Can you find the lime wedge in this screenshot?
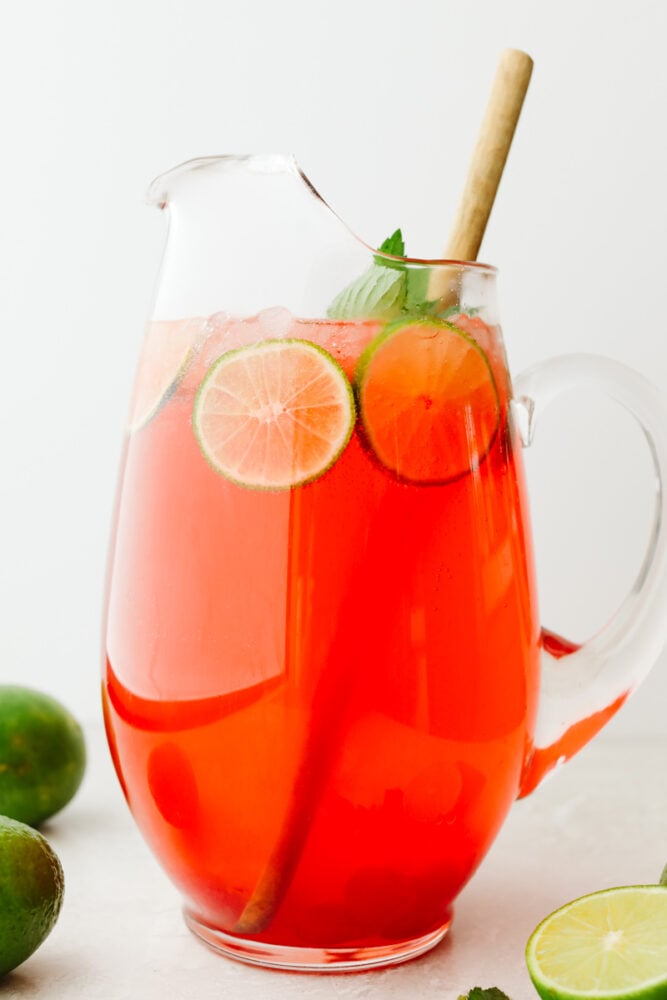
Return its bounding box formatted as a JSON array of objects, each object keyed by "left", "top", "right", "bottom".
[
  {"left": 526, "top": 885, "right": 667, "bottom": 1000},
  {"left": 128, "top": 318, "right": 202, "bottom": 430},
  {"left": 192, "top": 339, "right": 355, "bottom": 490},
  {"left": 355, "top": 318, "right": 500, "bottom": 484}
]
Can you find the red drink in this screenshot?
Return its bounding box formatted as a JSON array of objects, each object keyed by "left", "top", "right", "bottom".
[{"left": 103, "top": 312, "right": 541, "bottom": 964}]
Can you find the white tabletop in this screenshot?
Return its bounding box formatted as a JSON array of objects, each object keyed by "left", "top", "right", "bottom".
[{"left": 3, "top": 724, "right": 666, "bottom": 1000}]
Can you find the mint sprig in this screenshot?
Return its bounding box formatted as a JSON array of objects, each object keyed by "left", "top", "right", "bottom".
[
  {"left": 458, "top": 988, "right": 512, "bottom": 1000},
  {"left": 327, "top": 229, "right": 408, "bottom": 321},
  {"left": 375, "top": 228, "right": 405, "bottom": 261},
  {"left": 327, "top": 228, "right": 476, "bottom": 322},
  {"left": 326, "top": 265, "right": 407, "bottom": 321}
]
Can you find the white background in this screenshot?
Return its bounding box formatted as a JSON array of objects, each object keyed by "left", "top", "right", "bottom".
[{"left": 1, "top": 0, "right": 666, "bottom": 740}]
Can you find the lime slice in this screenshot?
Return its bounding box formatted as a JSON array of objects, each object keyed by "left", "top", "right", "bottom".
[
  {"left": 128, "top": 318, "right": 202, "bottom": 430},
  {"left": 526, "top": 885, "right": 667, "bottom": 1000},
  {"left": 193, "top": 338, "right": 355, "bottom": 490},
  {"left": 355, "top": 317, "right": 500, "bottom": 484}
]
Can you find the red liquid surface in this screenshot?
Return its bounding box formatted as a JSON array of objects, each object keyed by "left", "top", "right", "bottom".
[{"left": 103, "top": 314, "right": 541, "bottom": 950}]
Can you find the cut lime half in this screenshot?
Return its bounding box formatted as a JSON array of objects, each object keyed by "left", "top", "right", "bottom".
[
  {"left": 355, "top": 318, "right": 500, "bottom": 484},
  {"left": 526, "top": 885, "right": 667, "bottom": 1000},
  {"left": 192, "top": 338, "right": 355, "bottom": 490}
]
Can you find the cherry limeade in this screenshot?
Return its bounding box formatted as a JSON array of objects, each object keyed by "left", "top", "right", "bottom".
[{"left": 103, "top": 311, "right": 540, "bottom": 951}]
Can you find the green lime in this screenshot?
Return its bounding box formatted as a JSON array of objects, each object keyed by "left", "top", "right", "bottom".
[
  {"left": 0, "top": 815, "right": 64, "bottom": 978},
  {"left": 128, "top": 317, "right": 200, "bottom": 430},
  {"left": 526, "top": 885, "right": 667, "bottom": 1000},
  {"left": 355, "top": 318, "right": 500, "bottom": 484},
  {"left": 0, "top": 686, "right": 86, "bottom": 827},
  {"left": 193, "top": 339, "right": 356, "bottom": 490}
]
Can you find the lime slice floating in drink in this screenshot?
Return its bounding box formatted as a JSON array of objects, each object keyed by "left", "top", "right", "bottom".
[
  {"left": 128, "top": 318, "right": 202, "bottom": 430},
  {"left": 526, "top": 885, "right": 667, "bottom": 1000},
  {"left": 193, "top": 339, "right": 355, "bottom": 490},
  {"left": 355, "top": 317, "right": 500, "bottom": 484}
]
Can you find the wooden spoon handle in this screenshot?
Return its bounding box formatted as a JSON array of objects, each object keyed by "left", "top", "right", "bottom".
[{"left": 445, "top": 48, "right": 533, "bottom": 262}]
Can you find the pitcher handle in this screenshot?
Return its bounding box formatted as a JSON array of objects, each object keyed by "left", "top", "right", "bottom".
[{"left": 514, "top": 354, "right": 667, "bottom": 796}]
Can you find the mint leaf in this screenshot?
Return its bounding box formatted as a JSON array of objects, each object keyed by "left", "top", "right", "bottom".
[
  {"left": 327, "top": 229, "right": 407, "bottom": 320},
  {"left": 458, "top": 989, "right": 512, "bottom": 1000},
  {"left": 439, "top": 303, "right": 480, "bottom": 319},
  {"left": 374, "top": 228, "right": 405, "bottom": 267},
  {"left": 404, "top": 267, "right": 431, "bottom": 313},
  {"left": 660, "top": 863, "right": 667, "bottom": 886},
  {"left": 327, "top": 227, "right": 478, "bottom": 322},
  {"left": 327, "top": 265, "right": 406, "bottom": 320}
]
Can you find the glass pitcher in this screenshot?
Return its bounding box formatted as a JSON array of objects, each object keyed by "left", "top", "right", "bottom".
[{"left": 102, "top": 154, "right": 667, "bottom": 971}]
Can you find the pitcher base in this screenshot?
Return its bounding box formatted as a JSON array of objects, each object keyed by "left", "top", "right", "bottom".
[{"left": 182, "top": 909, "right": 452, "bottom": 971}]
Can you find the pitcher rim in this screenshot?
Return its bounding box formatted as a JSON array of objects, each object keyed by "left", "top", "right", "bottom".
[{"left": 145, "top": 153, "right": 498, "bottom": 274}]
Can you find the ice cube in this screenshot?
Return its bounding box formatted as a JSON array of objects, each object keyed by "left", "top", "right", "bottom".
[{"left": 257, "top": 306, "right": 293, "bottom": 339}]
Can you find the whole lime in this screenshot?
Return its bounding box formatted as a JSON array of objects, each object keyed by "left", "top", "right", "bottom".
[
  {"left": 526, "top": 884, "right": 667, "bottom": 1000},
  {"left": 0, "top": 686, "right": 86, "bottom": 827},
  {"left": 0, "top": 815, "right": 64, "bottom": 977}
]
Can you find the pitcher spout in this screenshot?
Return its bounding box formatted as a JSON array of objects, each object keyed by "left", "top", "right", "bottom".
[
  {"left": 146, "top": 153, "right": 379, "bottom": 320},
  {"left": 146, "top": 153, "right": 307, "bottom": 209},
  {"left": 145, "top": 152, "right": 498, "bottom": 326}
]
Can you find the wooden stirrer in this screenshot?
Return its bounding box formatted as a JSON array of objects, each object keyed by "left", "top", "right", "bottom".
[{"left": 430, "top": 47, "right": 533, "bottom": 303}]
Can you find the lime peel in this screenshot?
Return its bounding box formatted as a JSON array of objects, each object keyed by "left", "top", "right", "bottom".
[
  {"left": 129, "top": 317, "right": 202, "bottom": 431},
  {"left": 0, "top": 685, "right": 86, "bottom": 828},
  {"left": 0, "top": 815, "right": 64, "bottom": 978}
]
